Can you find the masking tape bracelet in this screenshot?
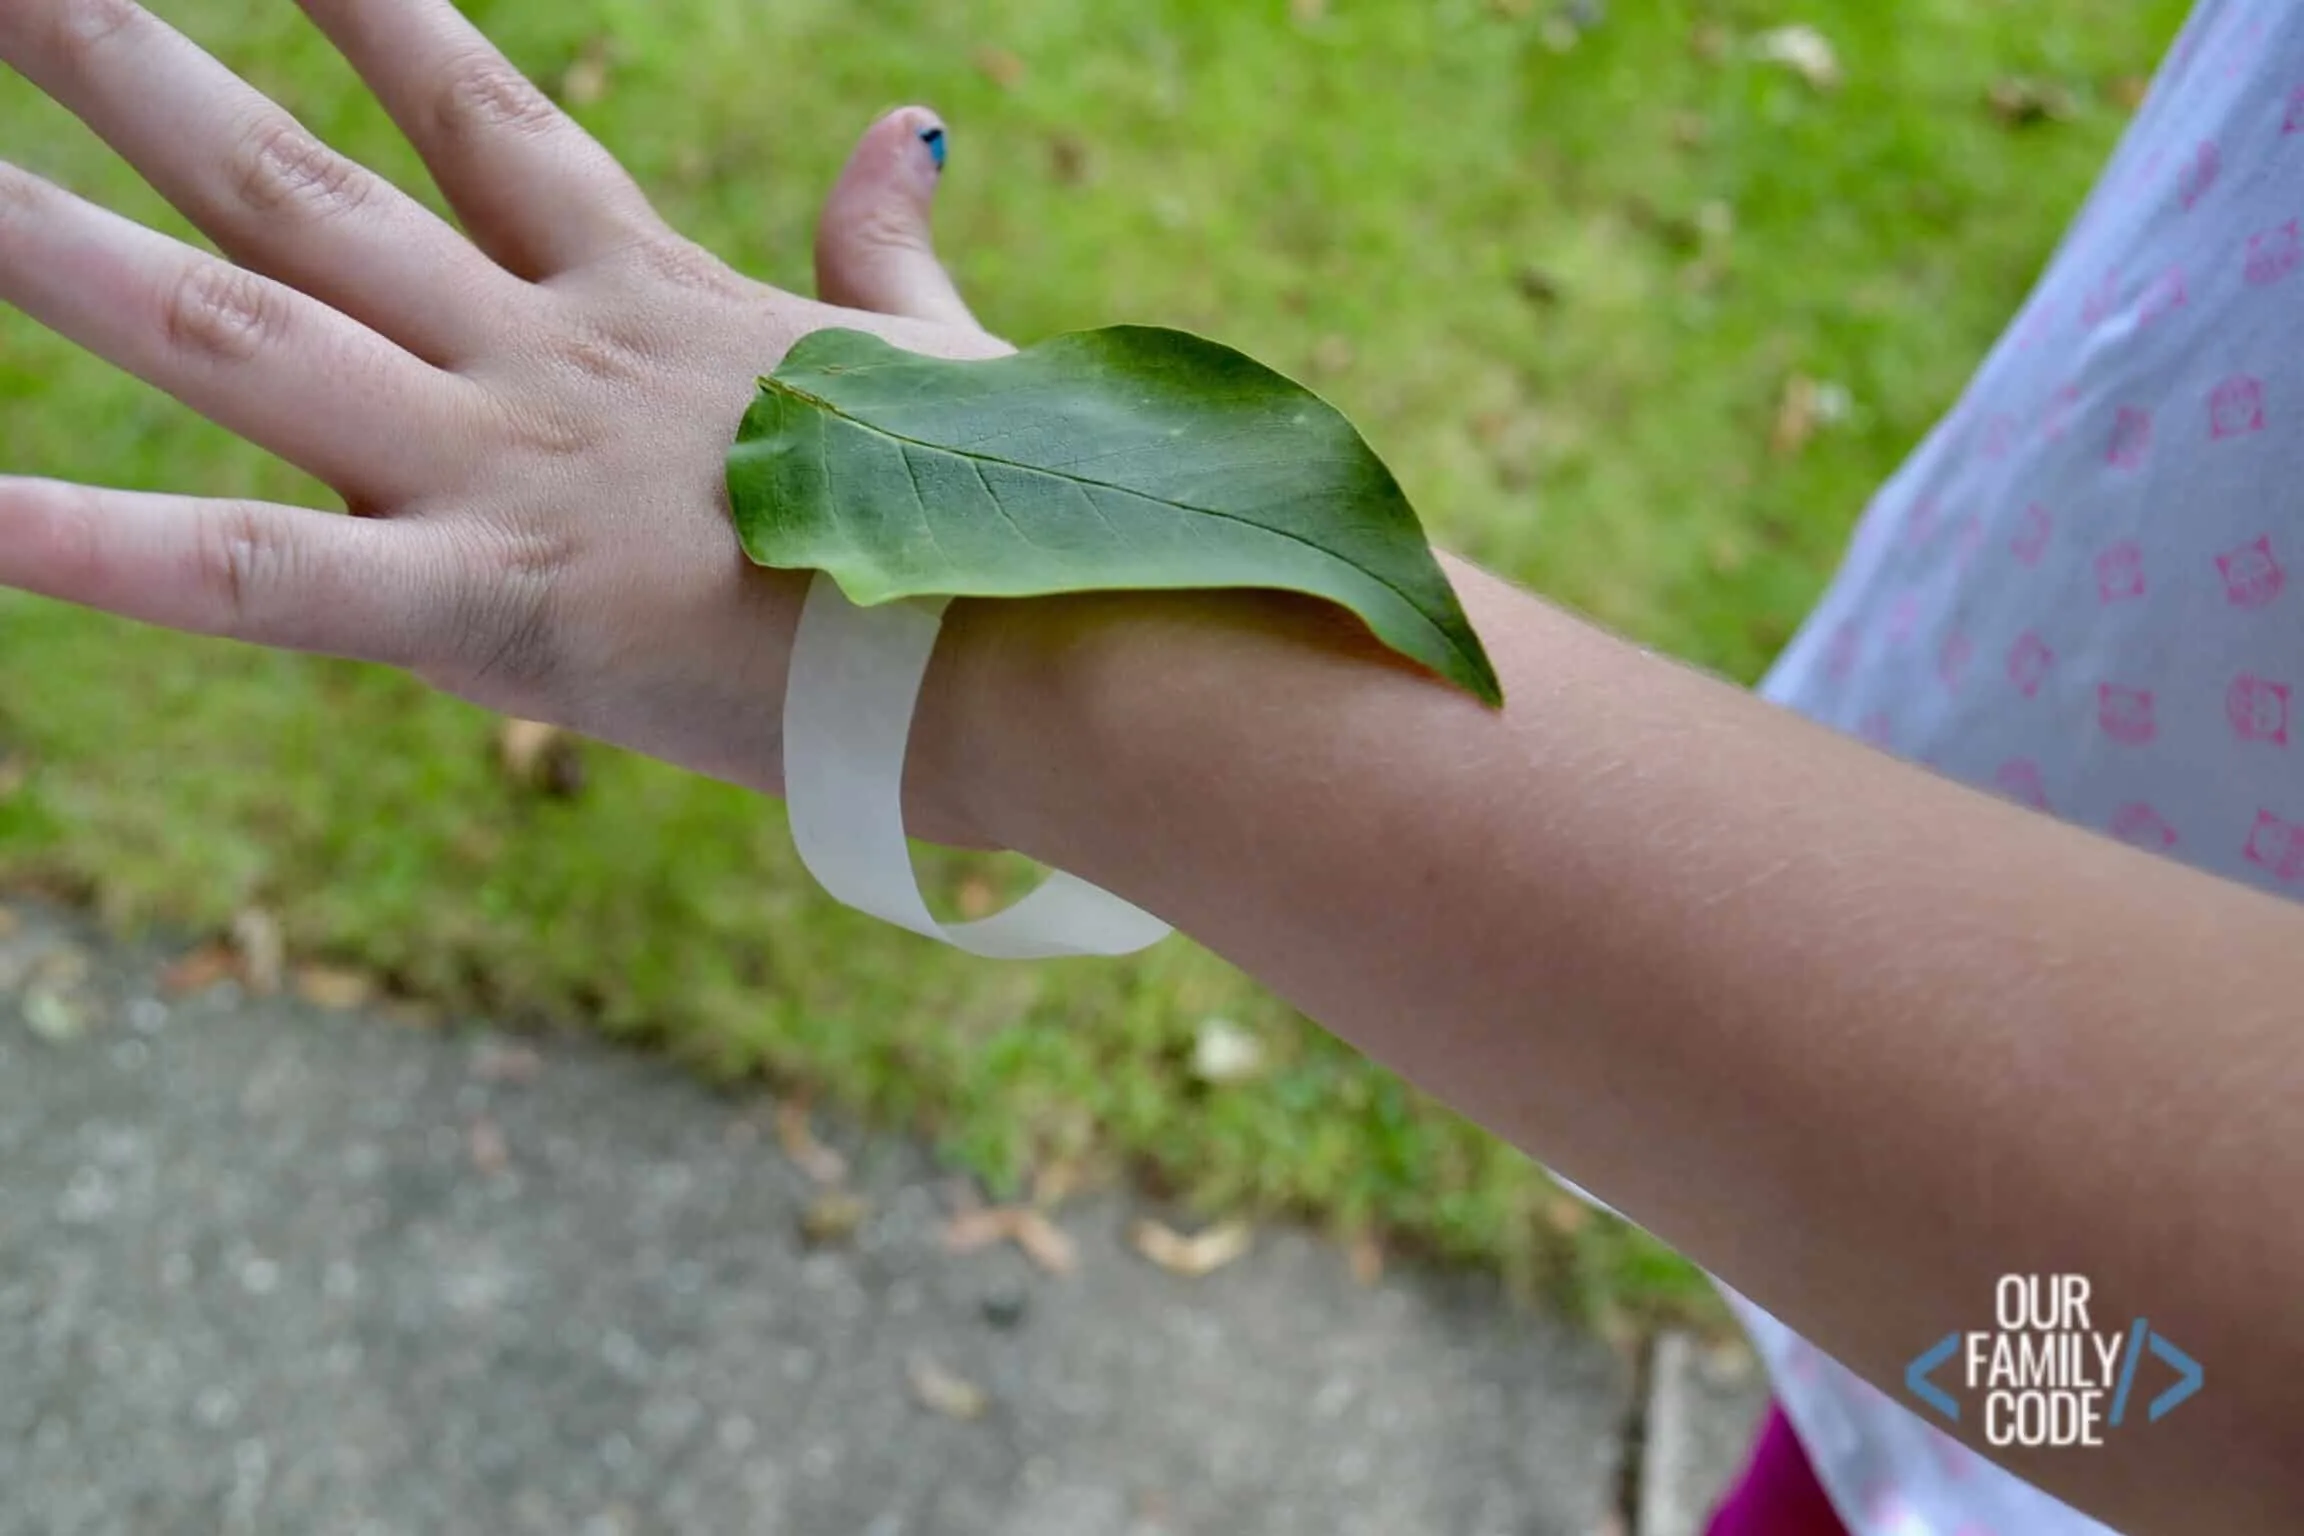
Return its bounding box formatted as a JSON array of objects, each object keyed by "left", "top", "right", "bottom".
[{"left": 781, "top": 570, "right": 1173, "bottom": 959}]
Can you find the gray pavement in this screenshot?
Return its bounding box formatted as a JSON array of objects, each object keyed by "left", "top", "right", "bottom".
[
  {"left": 1635, "top": 1333, "right": 1767, "bottom": 1536},
  {"left": 0, "top": 900, "right": 1761, "bottom": 1535}
]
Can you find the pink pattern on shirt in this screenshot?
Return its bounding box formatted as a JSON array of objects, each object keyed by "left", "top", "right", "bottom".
[
  {"left": 1826, "top": 621, "right": 1861, "bottom": 683},
  {"left": 2210, "top": 374, "right": 2266, "bottom": 438},
  {"left": 2178, "top": 141, "right": 2221, "bottom": 208},
  {"left": 2080, "top": 268, "right": 2122, "bottom": 327},
  {"left": 2244, "top": 809, "right": 2304, "bottom": 881},
  {"left": 2107, "top": 406, "right": 2153, "bottom": 469},
  {"left": 1938, "top": 631, "right": 1974, "bottom": 691},
  {"left": 2285, "top": 81, "right": 2304, "bottom": 132},
  {"left": 2228, "top": 673, "right": 2292, "bottom": 743},
  {"left": 2041, "top": 383, "right": 2079, "bottom": 440},
  {"left": 2097, "top": 540, "right": 2148, "bottom": 602},
  {"left": 1887, "top": 592, "right": 1922, "bottom": 647},
  {"left": 2217, "top": 536, "right": 2285, "bottom": 607},
  {"left": 1995, "top": 758, "right": 2051, "bottom": 810},
  {"left": 2007, "top": 631, "right": 2054, "bottom": 697},
  {"left": 2098, "top": 683, "right": 2157, "bottom": 744},
  {"left": 1902, "top": 495, "right": 1941, "bottom": 550},
  {"left": 2139, "top": 265, "right": 2189, "bottom": 324},
  {"left": 2111, "top": 802, "right": 2179, "bottom": 851},
  {"left": 2010, "top": 503, "right": 2053, "bottom": 565},
  {"left": 2245, "top": 218, "right": 2301, "bottom": 282}
]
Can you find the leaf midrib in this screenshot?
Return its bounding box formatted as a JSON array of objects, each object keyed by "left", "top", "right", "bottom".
[{"left": 764, "top": 377, "right": 1461, "bottom": 663}]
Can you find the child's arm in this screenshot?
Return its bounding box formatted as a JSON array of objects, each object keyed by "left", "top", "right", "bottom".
[
  {"left": 910, "top": 568, "right": 2304, "bottom": 1535},
  {"left": 1, "top": 5, "right": 2296, "bottom": 1530}
]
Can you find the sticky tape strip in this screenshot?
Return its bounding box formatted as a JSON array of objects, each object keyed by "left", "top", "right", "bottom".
[{"left": 781, "top": 570, "right": 1173, "bottom": 959}]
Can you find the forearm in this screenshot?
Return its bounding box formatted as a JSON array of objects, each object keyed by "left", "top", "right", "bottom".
[{"left": 917, "top": 556, "right": 2304, "bottom": 1532}]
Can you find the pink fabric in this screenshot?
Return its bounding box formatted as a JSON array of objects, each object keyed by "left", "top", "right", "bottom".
[{"left": 1706, "top": 1404, "right": 1851, "bottom": 1536}]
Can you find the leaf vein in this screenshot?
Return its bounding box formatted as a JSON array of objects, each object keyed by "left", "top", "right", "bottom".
[
  {"left": 896, "top": 441, "right": 957, "bottom": 574},
  {"left": 787, "top": 390, "right": 1463, "bottom": 671},
  {"left": 965, "top": 456, "right": 1049, "bottom": 553}
]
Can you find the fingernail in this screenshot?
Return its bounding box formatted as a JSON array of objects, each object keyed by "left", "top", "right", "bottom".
[{"left": 918, "top": 124, "right": 947, "bottom": 172}]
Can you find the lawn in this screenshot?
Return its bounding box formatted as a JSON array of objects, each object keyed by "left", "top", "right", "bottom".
[{"left": 0, "top": 0, "right": 2187, "bottom": 1317}]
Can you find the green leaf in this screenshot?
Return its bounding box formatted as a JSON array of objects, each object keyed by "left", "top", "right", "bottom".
[{"left": 725, "top": 325, "right": 1501, "bottom": 705}]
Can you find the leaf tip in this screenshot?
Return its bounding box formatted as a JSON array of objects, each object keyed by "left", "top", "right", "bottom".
[{"left": 1459, "top": 653, "right": 1506, "bottom": 708}]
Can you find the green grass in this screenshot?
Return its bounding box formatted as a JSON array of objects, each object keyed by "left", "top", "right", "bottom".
[{"left": 0, "top": 0, "right": 2186, "bottom": 1317}]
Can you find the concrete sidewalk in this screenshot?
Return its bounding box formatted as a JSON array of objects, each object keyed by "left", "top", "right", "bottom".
[{"left": 0, "top": 900, "right": 1763, "bottom": 1535}]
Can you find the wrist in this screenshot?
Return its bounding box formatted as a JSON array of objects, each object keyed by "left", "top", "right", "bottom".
[
  {"left": 903, "top": 581, "right": 1419, "bottom": 868},
  {"left": 895, "top": 595, "right": 999, "bottom": 850},
  {"left": 912, "top": 589, "right": 1106, "bottom": 863}
]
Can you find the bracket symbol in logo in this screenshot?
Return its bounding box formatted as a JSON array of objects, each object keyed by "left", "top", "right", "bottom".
[
  {"left": 1906, "top": 1331, "right": 1963, "bottom": 1422},
  {"left": 2108, "top": 1317, "right": 2204, "bottom": 1425}
]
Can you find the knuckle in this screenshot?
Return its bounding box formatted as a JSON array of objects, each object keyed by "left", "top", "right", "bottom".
[
  {"left": 193, "top": 501, "right": 287, "bottom": 636},
  {"left": 510, "top": 406, "right": 593, "bottom": 459},
  {"left": 38, "top": 482, "right": 109, "bottom": 587},
  {"left": 163, "top": 261, "right": 281, "bottom": 365},
  {"left": 232, "top": 116, "right": 372, "bottom": 220},
  {"left": 549, "top": 325, "right": 644, "bottom": 385},
  {"left": 47, "top": 0, "right": 138, "bottom": 62},
  {"left": 487, "top": 387, "right": 595, "bottom": 458},
  {"left": 627, "top": 235, "right": 745, "bottom": 300},
  {"left": 0, "top": 162, "right": 55, "bottom": 232},
  {"left": 431, "top": 52, "right": 562, "bottom": 145}
]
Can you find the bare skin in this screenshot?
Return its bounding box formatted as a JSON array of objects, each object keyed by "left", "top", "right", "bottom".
[
  {"left": 918, "top": 574, "right": 2304, "bottom": 1533},
  {"left": 0, "top": 4, "right": 2296, "bottom": 1530}
]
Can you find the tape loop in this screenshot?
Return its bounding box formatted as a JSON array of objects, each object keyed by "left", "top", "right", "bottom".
[{"left": 782, "top": 570, "right": 1172, "bottom": 959}]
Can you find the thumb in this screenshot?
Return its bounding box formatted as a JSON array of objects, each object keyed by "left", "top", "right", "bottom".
[{"left": 814, "top": 106, "right": 979, "bottom": 329}]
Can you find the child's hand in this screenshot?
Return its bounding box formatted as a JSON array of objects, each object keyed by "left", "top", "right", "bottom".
[{"left": 0, "top": 0, "right": 999, "bottom": 799}]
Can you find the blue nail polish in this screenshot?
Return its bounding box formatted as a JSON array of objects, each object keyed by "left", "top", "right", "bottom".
[{"left": 918, "top": 125, "right": 947, "bottom": 170}]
